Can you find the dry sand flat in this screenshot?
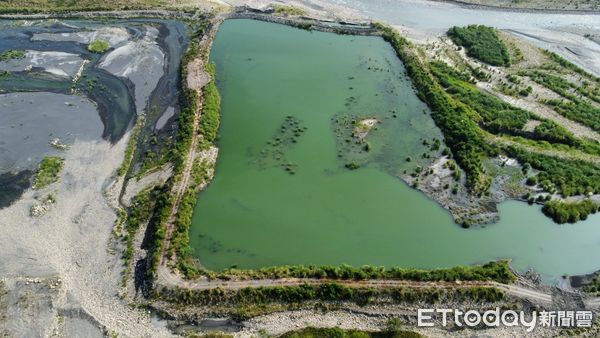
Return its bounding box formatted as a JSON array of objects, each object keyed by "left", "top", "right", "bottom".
[{"left": 0, "top": 135, "right": 173, "bottom": 337}]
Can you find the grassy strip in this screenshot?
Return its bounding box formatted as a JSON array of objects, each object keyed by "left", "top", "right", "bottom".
[
  {"left": 520, "top": 69, "right": 577, "bottom": 100},
  {"left": 542, "top": 199, "right": 600, "bottom": 224},
  {"left": 543, "top": 99, "right": 600, "bottom": 133},
  {"left": 0, "top": 49, "right": 25, "bottom": 61},
  {"left": 170, "top": 159, "right": 213, "bottom": 277},
  {"left": 146, "top": 19, "right": 214, "bottom": 276},
  {"left": 33, "top": 156, "right": 64, "bottom": 189},
  {"left": 543, "top": 50, "right": 600, "bottom": 83},
  {"left": 430, "top": 61, "right": 600, "bottom": 155},
  {"left": 155, "top": 283, "right": 504, "bottom": 312},
  {"left": 448, "top": 25, "right": 510, "bottom": 66},
  {"left": 280, "top": 327, "right": 422, "bottom": 338},
  {"left": 117, "top": 115, "right": 145, "bottom": 177},
  {"left": 202, "top": 261, "right": 516, "bottom": 284},
  {"left": 273, "top": 4, "right": 306, "bottom": 16},
  {"left": 375, "top": 23, "right": 492, "bottom": 195},
  {"left": 199, "top": 62, "right": 221, "bottom": 144}
]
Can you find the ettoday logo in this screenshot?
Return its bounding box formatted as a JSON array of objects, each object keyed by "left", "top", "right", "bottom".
[{"left": 417, "top": 308, "right": 593, "bottom": 332}]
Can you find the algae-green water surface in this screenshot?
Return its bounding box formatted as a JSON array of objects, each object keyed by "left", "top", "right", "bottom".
[{"left": 190, "top": 19, "right": 600, "bottom": 279}]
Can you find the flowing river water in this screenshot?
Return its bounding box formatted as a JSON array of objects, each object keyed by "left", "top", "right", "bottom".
[{"left": 190, "top": 19, "right": 600, "bottom": 281}]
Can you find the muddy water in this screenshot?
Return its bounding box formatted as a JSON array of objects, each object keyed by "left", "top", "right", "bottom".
[
  {"left": 0, "top": 19, "right": 187, "bottom": 206},
  {"left": 190, "top": 19, "right": 600, "bottom": 280}
]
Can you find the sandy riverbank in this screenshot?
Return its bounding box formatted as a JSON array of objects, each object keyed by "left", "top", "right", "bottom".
[{"left": 0, "top": 135, "right": 173, "bottom": 337}]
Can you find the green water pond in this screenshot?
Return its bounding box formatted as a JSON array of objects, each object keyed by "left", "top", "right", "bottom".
[{"left": 190, "top": 19, "right": 600, "bottom": 280}]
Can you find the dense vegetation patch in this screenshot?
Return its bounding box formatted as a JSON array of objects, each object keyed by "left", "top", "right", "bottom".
[
  {"left": 429, "top": 62, "right": 596, "bottom": 153},
  {"left": 0, "top": 49, "right": 25, "bottom": 61},
  {"left": 199, "top": 62, "right": 221, "bottom": 144},
  {"left": 155, "top": 283, "right": 504, "bottom": 309},
  {"left": 272, "top": 4, "right": 305, "bottom": 16},
  {"left": 448, "top": 25, "right": 510, "bottom": 66},
  {"left": 203, "top": 261, "right": 516, "bottom": 284},
  {"left": 504, "top": 146, "right": 600, "bottom": 196},
  {"left": 143, "top": 19, "right": 218, "bottom": 277},
  {"left": 542, "top": 199, "right": 599, "bottom": 224},
  {"left": 377, "top": 23, "right": 600, "bottom": 225},
  {"left": 88, "top": 39, "right": 110, "bottom": 53},
  {"left": 33, "top": 156, "right": 64, "bottom": 190},
  {"left": 429, "top": 61, "right": 530, "bottom": 135}
]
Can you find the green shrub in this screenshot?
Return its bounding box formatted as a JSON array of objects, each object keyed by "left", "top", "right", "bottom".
[
  {"left": 200, "top": 62, "right": 221, "bottom": 144},
  {"left": 505, "top": 146, "right": 600, "bottom": 197},
  {"left": 448, "top": 25, "right": 510, "bottom": 66},
  {"left": 542, "top": 199, "right": 599, "bottom": 224},
  {"left": 209, "top": 260, "right": 516, "bottom": 284},
  {"left": 33, "top": 156, "right": 64, "bottom": 189},
  {"left": 156, "top": 282, "right": 505, "bottom": 308},
  {"left": 88, "top": 39, "right": 110, "bottom": 53},
  {"left": 544, "top": 99, "right": 600, "bottom": 133}
]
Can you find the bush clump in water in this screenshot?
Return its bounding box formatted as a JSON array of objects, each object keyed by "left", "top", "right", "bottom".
[{"left": 88, "top": 39, "right": 110, "bottom": 53}]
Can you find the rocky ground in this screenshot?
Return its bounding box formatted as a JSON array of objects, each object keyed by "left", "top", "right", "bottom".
[
  {"left": 0, "top": 136, "right": 173, "bottom": 337},
  {"left": 435, "top": 0, "right": 600, "bottom": 12}
]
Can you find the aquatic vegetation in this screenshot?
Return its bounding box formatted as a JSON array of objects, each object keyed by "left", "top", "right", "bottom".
[
  {"left": 542, "top": 199, "right": 600, "bottom": 224},
  {"left": 88, "top": 39, "right": 110, "bottom": 53},
  {"left": 448, "top": 25, "right": 511, "bottom": 66},
  {"left": 258, "top": 115, "right": 306, "bottom": 174},
  {"left": 0, "top": 50, "right": 25, "bottom": 61},
  {"left": 33, "top": 156, "right": 64, "bottom": 190}
]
